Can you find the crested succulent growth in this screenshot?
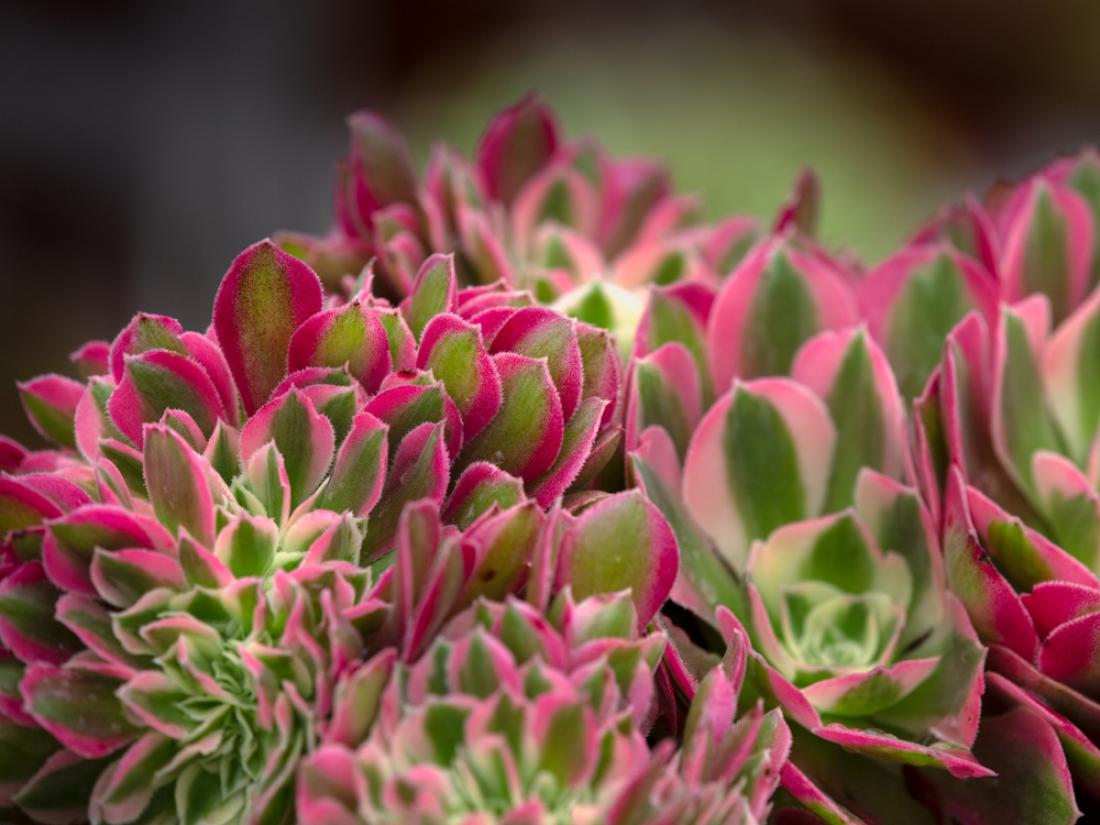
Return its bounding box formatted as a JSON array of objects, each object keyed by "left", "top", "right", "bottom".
[{"left": 4, "top": 97, "right": 1100, "bottom": 825}]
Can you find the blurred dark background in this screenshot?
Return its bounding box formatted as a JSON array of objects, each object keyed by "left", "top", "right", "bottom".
[{"left": 2, "top": 0, "right": 1099, "bottom": 443}]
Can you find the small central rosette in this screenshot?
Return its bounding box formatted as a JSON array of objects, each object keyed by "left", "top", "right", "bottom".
[{"left": 746, "top": 507, "right": 932, "bottom": 710}]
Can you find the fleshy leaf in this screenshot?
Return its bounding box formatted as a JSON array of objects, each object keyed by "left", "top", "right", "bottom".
[
  {"left": 992, "top": 302, "right": 1064, "bottom": 497},
  {"left": 862, "top": 245, "right": 997, "bottom": 398},
  {"left": 635, "top": 284, "right": 712, "bottom": 401},
  {"left": 1000, "top": 179, "right": 1094, "bottom": 324},
  {"left": 1038, "top": 611, "right": 1100, "bottom": 696},
  {"left": 108, "top": 314, "right": 186, "bottom": 382},
  {"left": 239, "top": 389, "right": 335, "bottom": 507},
  {"left": 417, "top": 314, "right": 502, "bottom": 441},
  {"left": 924, "top": 704, "right": 1080, "bottom": 825},
  {"left": 18, "top": 374, "right": 85, "bottom": 449},
  {"left": 708, "top": 238, "right": 858, "bottom": 389},
  {"left": 0, "top": 562, "right": 81, "bottom": 665},
  {"left": 1043, "top": 286, "right": 1100, "bottom": 465},
  {"left": 55, "top": 592, "right": 147, "bottom": 672},
  {"left": 1031, "top": 450, "right": 1100, "bottom": 568},
  {"left": 792, "top": 328, "right": 905, "bottom": 512},
  {"left": 43, "top": 506, "right": 171, "bottom": 596},
  {"left": 854, "top": 469, "right": 945, "bottom": 647},
  {"left": 214, "top": 514, "right": 278, "bottom": 579},
  {"left": 631, "top": 449, "right": 748, "bottom": 620},
  {"left": 477, "top": 95, "right": 559, "bottom": 205},
  {"left": 562, "top": 490, "right": 678, "bottom": 625},
  {"left": 627, "top": 342, "right": 702, "bottom": 457},
  {"left": 445, "top": 463, "right": 526, "bottom": 530},
  {"left": 287, "top": 300, "right": 391, "bottom": 393},
  {"left": 0, "top": 475, "right": 62, "bottom": 534},
  {"left": 90, "top": 731, "right": 176, "bottom": 825},
  {"left": 683, "top": 379, "right": 835, "bottom": 570},
  {"left": 321, "top": 411, "right": 388, "bottom": 517},
  {"left": 364, "top": 381, "right": 453, "bottom": 457},
  {"left": 13, "top": 750, "right": 115, "bottom": 825},
  {"left": 490, "top": 307, "right": 584, "bottom": 422},
  {"left": 213, "top": 239, "right": 324, "bottom": 415},
  {"left": 460, "top": 503, "right": 544, "bottom": 607},
  {"left": 328, "top": 651, "right": 396, "bottom": 749},
  {"left": 90, "top": 548, "right": 185, "bottom": 609},
  {"left": 801, "top": 657, "right": 939, "bottom": 716},
  {"left": 362, "top": 423, "right": 450, "bottom": 559},
  {"left": 774, "top": 168, "right": 820, "bottom": 236},
  {"left": 575, "top": 322, "right": 620, "bottom": 426},
  {"left": 22, "top": 665, "right": 137, "bottom": 758},
  {"left": 811, "top": 723, "right": 991, "bottom": 778},
  {"left": 347, "top": 111, "right": 417, "bottom": 209},
  {"left": 403, "top": 253, "right": 458, "bottom": 341},
  {"left": 108, "top": 350, "right": 226, "bottom": 446},
  {"left": 461, "top": 353, "right": 564, "bottom": 483},
  {"left": 71, "top": 339, "right": 111, "bottom": 378},
  {"left": 142, "top": 423, "right": 216, "bottom": 547},
  {"left": 377, "top": 308, "right": 417, "bottom": 372},
  {"left": 942, "top": 468, "right": 1039, "bottom": 660},
  {"left": 530, "top": 396, "right": 607, "bottom": 507}
]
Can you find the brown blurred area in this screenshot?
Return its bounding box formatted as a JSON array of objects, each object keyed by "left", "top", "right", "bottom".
[{"left": 1, "top": 0, "right": 1098, "bottom": 443}]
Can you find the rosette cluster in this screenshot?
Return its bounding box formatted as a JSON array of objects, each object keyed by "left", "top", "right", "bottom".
[
  {"left": 278, "top": 96, "right": 765, "bottom": 353},
  {"left": 626, "top": 148, "right": 1100, "bottom": 823},
  {"left": 0, "top": 234, "right": 693, "bottom": 822},
  {"left": 4, "top": 95, "right": 1100, "bottom": 825},
  {"left": 299, "top": 586, "right": 789, "bottom": 825}
]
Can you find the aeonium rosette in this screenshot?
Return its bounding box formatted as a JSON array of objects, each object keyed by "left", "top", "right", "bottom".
[
  {"left": 0, "top": 421, "right": 678, "bottom": 823},
  {"left": 298, "top": 584, "right": 789, "bottom": 825},
  {"left": 0, "top": 235, "right": 678, "bottom": 823},
  {"left": 860, "top": 148, "right": 1100, "bottom": 405},
  {"left": 0, "top": 374, "right": 394, "bottom": 824},
  {"left": 276, "top": 96, "right": 766, "bottom": 354},
  {"left": 278, "top": 94, "right": 703, "bottom": 292},
  {"left": 688, "top": 333, "right": 986, "bottom": 803},
  {"left": 911, "top": 286, "right": 1100, "bottom": 810},
  {"left": 62, "top": 240, "right": 623, "bottom": 557},
  {"left": 912, "top": 148, "right": 1098, "bottom": 326},
  {"left": 0, "top": 492, "right": 376, "bottom": 823},
  {"left": 622, "top": 243, "right": 990, "bottom": 821}
]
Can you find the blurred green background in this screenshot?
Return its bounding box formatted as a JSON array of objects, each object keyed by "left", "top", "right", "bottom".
[
  {"left": 397, "top": 24, "right": 968, "bottom": 261},
  {"left": 2, "top": 0, "right": 1099, "bottom": 442}
]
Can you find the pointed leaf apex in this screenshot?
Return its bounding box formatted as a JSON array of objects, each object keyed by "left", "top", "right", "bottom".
[
  {"left": 477, "top": 95, "right": 561, "bottom": 205},
  {"left": 213, "top": 239, "right": 324, "bottom": 415}
]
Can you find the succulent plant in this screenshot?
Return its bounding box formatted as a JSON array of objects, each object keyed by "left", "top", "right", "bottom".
[
  {"left": 298, "top": 584, "right": 788, "bottom": 825},
  {"left": 59, "top": 240, "right": 626, "bottom": 554},
  {"left": 275, "top": 96, "right": 767, "bottom": 355},
  {"left": 629, "top": 314, "right": 990, "bottom": 822},
  {"left": 0, "top": 233, "right": 681, "bottom": 823},
  {"left": 0, "top": 399, "right": 677, "bottom": 823},
  {"left": 909, "top": 286, "right": 1100, "bottom": 817},
  {"left": 7, "top": 90, "right": 1100, "bottom": 825},
  {"left": 858, "top": 241, "right": 999, "bottom": 400}
]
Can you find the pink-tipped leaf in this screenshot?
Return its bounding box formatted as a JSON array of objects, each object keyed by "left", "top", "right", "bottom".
[
  {"left": 287, "top": 300, "right": 392, "bottom": 393},
  {"left": 213, "top": 239, "right": 323, "bottom": 415},
  {"left": 561, "top": 490, "right": 678, "bottom": 626}
]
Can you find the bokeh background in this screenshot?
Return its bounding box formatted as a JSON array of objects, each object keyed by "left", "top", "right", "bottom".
[{"left": 2, "top": 0, "right": 1099, "bottom": 442}]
